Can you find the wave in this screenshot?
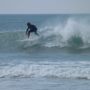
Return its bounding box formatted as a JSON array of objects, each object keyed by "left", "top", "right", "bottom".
[
  {"left": 0, "top": 17, "right": 90, "bottom": 52},
  {"left": 0, "top": 61, "right": 90, "bottom": 80}
]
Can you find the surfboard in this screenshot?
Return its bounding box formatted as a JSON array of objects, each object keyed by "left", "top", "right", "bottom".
[
  {"left": 18, "top": 35, "right": 40, "bottom": 42},
  {"left": 19, "top": 38, "right": 31, "bottom": 42}
]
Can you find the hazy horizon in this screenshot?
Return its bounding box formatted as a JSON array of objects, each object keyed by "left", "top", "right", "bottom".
[{"left": 0, "top": 0, "right": 90, "bottom": 14}]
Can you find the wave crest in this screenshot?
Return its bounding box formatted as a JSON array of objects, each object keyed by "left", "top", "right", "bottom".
[{"left": 0, "top": 17, "right": 90, "bottom": 51}]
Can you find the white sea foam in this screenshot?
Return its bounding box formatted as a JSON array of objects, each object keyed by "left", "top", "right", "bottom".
[{"left": 0, "top": 61, "right": 90, "bottom": 79}]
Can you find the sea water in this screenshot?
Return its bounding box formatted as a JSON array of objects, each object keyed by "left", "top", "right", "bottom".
[{"left": 0, "top": 14, "right": 90, "bottom": 90}]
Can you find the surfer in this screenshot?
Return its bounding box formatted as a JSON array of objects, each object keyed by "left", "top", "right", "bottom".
[{"left": 26, "top": 22, "right": 39, "bottom": 38}]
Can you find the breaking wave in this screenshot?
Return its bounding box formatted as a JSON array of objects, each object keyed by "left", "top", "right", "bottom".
[
  {"left": 0, "top": 17, "right": 90, "bottom": 52},
  {"left": 0, "top": 61, "right": 90, "bottom": 80}
]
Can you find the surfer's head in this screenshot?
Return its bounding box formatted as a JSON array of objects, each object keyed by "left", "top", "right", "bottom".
[{"left": 27, "top": 22, "right": 31, "bottom": 26}]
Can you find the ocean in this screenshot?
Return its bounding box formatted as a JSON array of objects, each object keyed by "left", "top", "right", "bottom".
[{"left": 0, "top": 14, "right": 90, "bottom": 90}]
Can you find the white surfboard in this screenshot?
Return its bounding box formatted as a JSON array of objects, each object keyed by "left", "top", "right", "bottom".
[{"left": 18, "top": 35, "right": 40, "bottom": 42}]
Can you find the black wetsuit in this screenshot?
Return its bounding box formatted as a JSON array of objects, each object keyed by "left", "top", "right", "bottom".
[{"left": 26, "top": 23, "right": 39, "bottom": 38}]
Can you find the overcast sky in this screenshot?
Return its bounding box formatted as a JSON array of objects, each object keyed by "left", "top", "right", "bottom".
[{"left": 0, "top": 0, "right": 90, "bottom": 14}]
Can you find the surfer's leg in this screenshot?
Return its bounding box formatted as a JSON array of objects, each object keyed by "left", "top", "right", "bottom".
[
  {"left": 35, "top": 31, "right": 39, "bottom": 36},
  {"left": 28, "top": 31, "right": 31, "bottom": 38}
]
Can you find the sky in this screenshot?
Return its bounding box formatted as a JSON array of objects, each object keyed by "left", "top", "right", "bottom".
[{"left": 0, "top": 0, "right": 90, "bottom": 14}]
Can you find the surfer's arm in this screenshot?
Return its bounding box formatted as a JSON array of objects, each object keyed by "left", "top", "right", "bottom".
[{"left": 26, "top": 28, "right": 29, "bottom": 35}]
